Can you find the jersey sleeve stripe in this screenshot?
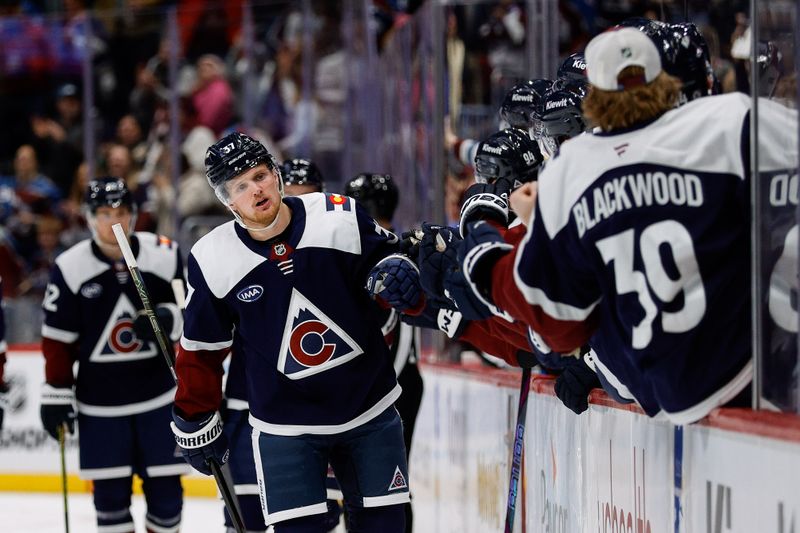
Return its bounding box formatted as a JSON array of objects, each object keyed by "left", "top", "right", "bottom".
[
  {"left": 226, "top": 398, "right": 250, "bottom": 411},
  {"left": 41, "top": 324, "right": 79, "bottom": 343},
  {"left": 180, "top": 336, "right": 233, "bottom": 351}
]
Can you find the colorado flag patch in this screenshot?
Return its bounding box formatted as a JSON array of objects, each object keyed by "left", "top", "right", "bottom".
[
  {"left": 277, "top": 288, "right": 363, "bottom": 379},
  {"left": 325, "top": 193, "right": 352, "bottom": 212}
]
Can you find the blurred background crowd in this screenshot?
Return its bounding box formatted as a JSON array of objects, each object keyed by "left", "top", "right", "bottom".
[{"left": 0, "top": 0, "right": 788, "bottom": 342}]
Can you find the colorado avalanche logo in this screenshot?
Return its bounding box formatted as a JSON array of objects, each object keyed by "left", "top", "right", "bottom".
[
  {"left": 89, "top": 294, "right": 158, "bottom": 363},
  {"left": 277, "top": 289, "right": 362, "bottom": 380}
]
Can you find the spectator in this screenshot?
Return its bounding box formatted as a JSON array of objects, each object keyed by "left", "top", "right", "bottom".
[
  {"left": 192, "top": 54, "right": 234, "bottom": 135},
  {"left": 19, "top": 214, "right": 64, "bottom": 297},
  {"left": 115, "top": 114, "right": 147, "bottom": 171},
  {"left": 13, "top": 145, "right": 61, "bottom": 213}
]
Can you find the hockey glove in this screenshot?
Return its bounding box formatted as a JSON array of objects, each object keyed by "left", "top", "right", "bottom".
[
  {"left": 0, "top": 382, "right": 9, "bottom": 430},
  {"left": 40, "top": 384, "right": 76, "bottom": 440},
  {"left": 459, "top": 183, "right": 510, "bottom": 238},
  {"left": 171, "top": 410, "right": 229, "bottom": 476},
  {"left": 554, "top": 356, "right": 602, "bottom": 415},
  {"left": 418, "top": 224, "right": 461, "bottom": 309},
  {"left": 515, "top": 351, "right": 539, "bottom": 369},
  {"left": 366, "top": 254, "right": 424, "bottom": 314},
  {"left": 133, "top": 304, "right": 177, "bottom": 343},
  {"left": 452, "top": 221, "right": 513, "bottom": 320}
]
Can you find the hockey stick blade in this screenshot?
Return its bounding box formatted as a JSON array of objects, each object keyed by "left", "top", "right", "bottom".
[
  {"left": 504, "top": 367, "right": 531, "bottom": 533},
  {"left": 111, "top": 224, "right": 246, "bottom": 533}
]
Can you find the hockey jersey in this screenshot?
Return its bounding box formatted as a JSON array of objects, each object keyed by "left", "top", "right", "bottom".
[
  {"left": 177, "top": 193, "right": 402, "bottom": 435},
  {"left": 490, "top": 92, "right": 794, "bottom": 424},
  {"left": 41, "top": 233, "right": 183, "bottom": 416}
]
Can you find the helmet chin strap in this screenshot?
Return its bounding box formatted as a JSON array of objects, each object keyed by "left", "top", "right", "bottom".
[{"left": 228, "top": 204, "right": 282, "bottom": 233}]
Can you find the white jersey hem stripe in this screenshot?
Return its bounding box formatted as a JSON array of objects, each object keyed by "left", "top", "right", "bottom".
[
  {"left": 264, "top": 502, "right": 329, "bottom": 526},
  {"left": 80, "top": 466, "right": 133, "bottom": 480},
  {"left": 180, "top": 336, "right": 233, "bottom": 351},
  {"left": 234, "top": 484, "right": 261, "bottom": 496},
  {"left": 662, "top": 360, "right": 752, "bottom": 425},
  {"left": 249, "top": 385, "right": 402, "bottom": 436},
  {"left": 362, "top": 493, "right": 410, "bottom": 508},
  {"left": 145, "top": 464, "right": 192, "bottom": 477},
  {"left": 41, "top": 324, "right": 79, "bottom": 343},
  {"left": 326, "top": 488, "right": 344, "bottom": 500},
  {"left": 77, "top": 387, "right": 176, "bottom": 417},
  {"left": 226, "top": 398, "right": 250, "bottom": 411}
]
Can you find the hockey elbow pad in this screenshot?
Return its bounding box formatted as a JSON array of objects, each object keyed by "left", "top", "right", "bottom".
[{"left": 171, "top": 410, "right": 229, "bottom": 476}]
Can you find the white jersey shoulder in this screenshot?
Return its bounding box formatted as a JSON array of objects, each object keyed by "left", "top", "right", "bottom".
[
  {"left": 55, "top": 240, "right": 108, "bottom": 294},
  {"left": 190, "top": 220, "right": 266, "bottom": 299},
  {"left": 133, "top": 232, "right": 179, "bottom": 283},
  {"left": 538, "top": 92, "right": 752, "bottom": 237},
  {"left": 296, "top": 192, "right": 362, "bottom": 255}
]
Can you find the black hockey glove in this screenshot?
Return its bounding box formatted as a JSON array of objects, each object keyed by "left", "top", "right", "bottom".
[
  {"left": 171, "top": 410, "right": 229, "bottom": 476},
  {"left": 0, "top": 381, "right": 9, "bottom": 430},
  {"left": 459, "top": 184, "right": 510, "bottom": 238},
  {"left": 554, "top": 356, "right": 602, "bottom": 415},
  {"left": 133, "top": 305, "right": 176, "bottom": 343},
  {"left": 515, "top": 351, "right": 539, "bottom": 369},
  {"left": 418, "top": 224, "right": 462, "bottom": 310},
  {"left": 40, "top": 384, "right": 76, "bottom": 440},
  {"left": 366, "top": 254, "right": 424, "bottom": 313}
]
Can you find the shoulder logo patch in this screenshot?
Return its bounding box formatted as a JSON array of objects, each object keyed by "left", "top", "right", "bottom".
[
  {"left": 277, "top": 289, "right": 362, "bottom": 380},
  {"left": 388, "top": 466, "right": 408, "bottom": 491},
  {"left": 237, "top": 285, "right": 264, "bottom": 303},
  {"left": 325, "top": 193, "right": 352, "bottom": 212},
  {"left": 89, "top": 294, "right": 159, "bottom": 363}
]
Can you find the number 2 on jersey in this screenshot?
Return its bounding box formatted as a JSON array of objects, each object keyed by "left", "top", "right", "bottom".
[{"left": 596, "top": 220, "right": 706, "bottom": 349}]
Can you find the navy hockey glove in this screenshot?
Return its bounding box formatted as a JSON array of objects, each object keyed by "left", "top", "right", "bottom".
[
  {"left": 366, "top": 254, "right": 424, "bottom": 313},
  {"left": 515, "top": 351, "right": 538, "bottom": 369},
  {"left": 418, "top": 224, "right": 462, "bottom": 309},
  {"left": 459, "top": 183, "right": 510, "bottom": 238},
  {"left": 453, "top": 221, "right": 513, "bottom": 320},
  {"left": 554, "top": 356, "right": 601, "bottom": 415},
  {"left": 133, "top": 304, "right": 177, "bottom": 343},
  {"left": 40, "top": 384, "right": 76, "bottom": 440},
  {"left": 171, "top": 410, "right": 229, "bottom": 476}
]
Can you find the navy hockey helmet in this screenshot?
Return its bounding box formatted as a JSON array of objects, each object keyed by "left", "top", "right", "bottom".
[
  {"left": 281, "top": 158, "right": 325, "bottom": 192},
  {"left": 205, "top": 131, "right": 282, "bottom": 202},
  {"left": 474, "top": 128, "right": 542, "bottom": 187},
  {"left": 344, "top": 173, "right": 399, "bottom": 221},
  {"left": 500, "top": 79, "right": 553, "bottom": 130},
  {"left": 84, "top": 176, "right": 134, "bottom": 213},
  {"left": 556, "top": 52, "right": 588, "bottom": 83},
  {"left": 538, "top": 85, "right": 588, "bottom": 156}
]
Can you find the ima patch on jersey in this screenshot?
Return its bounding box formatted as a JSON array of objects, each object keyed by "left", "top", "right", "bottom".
[
  {"left": 89, "top": 293, "right": 159, "bottom": 362},
  {"left": 277, "top": 289, "right": 363, "bottom": 379}
]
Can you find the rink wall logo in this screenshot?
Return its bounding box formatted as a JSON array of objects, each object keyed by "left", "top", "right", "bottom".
[
  {"left": 595, "top": 441, "right": 652, "bottom": 533},
  {"left": 237, "top": 285, "right": 264, "bottom": 303}
]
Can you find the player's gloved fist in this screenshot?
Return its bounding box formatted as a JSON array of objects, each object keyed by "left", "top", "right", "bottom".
[
  {"left": 366, "top": 254, "right": 424, "bottom": 314},
  {"left": 441, "top": 268, "right": 495, "bottom": 320},
  {"left": 0, "top": 381, "right": 10, "bottom": 430},
  {"left": 515, "top": 351, "right": 538, "bottom": 369},
  {"left": 399, "top": 229, "right": 424, "bottom": 260},
  {"left": 418, "top": 224, "right": 461, "bottom": 309},
  {"left": 133, "top": 304, "right": 176, "bottom": 343},
  {"left": 459, "top": 183, "right": 510, "bottom": 237},
  {"left": 171, "top": 410, "right": 229, "bottom": 476},
  {"left": 554, "top": 356, "right": 602, "bottom": 415},
  {"left": 40, "top": 383, "right": 76, "bottom": 440}
]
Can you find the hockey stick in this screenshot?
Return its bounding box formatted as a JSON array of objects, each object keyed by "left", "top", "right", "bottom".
[
  {"left": 504, "top": 367, "right": 531, "bottom": 533},
  {"left": 112, "top": 225, "right": 246, "bottom": 533},
  {"left": 58, "top": 424, "right": 70, "bottom": 533}
]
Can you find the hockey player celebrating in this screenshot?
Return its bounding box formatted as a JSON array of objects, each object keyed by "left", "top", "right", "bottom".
[
  {"left": 40, "top": 176, "right": 187, "bottom": 533},
  {"left": 172, "top": 132, "right": 413, "bottom": 532},
  {"left": 455, "top": 27, "right": 797, "bottom": 424}
]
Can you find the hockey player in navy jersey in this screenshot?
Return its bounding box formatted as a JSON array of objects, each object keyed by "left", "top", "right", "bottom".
[
  {"left": 172, "top": 132, "right": 413, "bottom": 532},
  {"left": 221, "top": 157, "right": 328, "bottom": 533},
  {"left": 454, "top": 27, "right": 797, "bottom": 424},
  {"left": 40, "top": 176, "right": 187, "bottom": 533}
]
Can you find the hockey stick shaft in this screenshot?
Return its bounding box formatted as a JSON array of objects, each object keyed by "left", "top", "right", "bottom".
[
  {"left": 58, "top": 424, "right": 70, "bottom": 533},
  {"left": 504, "top": 367, "right": 531, "bottom": 533},
  {"left": 112, "top": 225, "right": 246, "bottom": 533}
]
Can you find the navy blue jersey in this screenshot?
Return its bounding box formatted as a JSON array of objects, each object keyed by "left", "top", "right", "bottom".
[
  {"left": 494, "top": 93, "right": 793, "bottom": 424},
  {"left": 181, "top": 193, "right": 401, "bottom": 435},
  {"left": 41, "top": 233, "right": 183, "bottom": 416}
]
